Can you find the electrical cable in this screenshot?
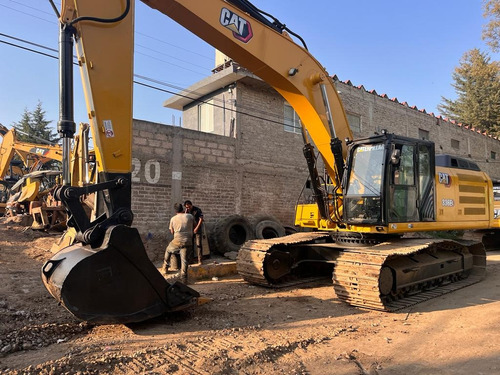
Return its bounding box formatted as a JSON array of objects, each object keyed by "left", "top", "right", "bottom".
[
  {"left": 0, "top": 34, "right": 303, "bottom": 132},
  {"left": 0, "top": 3, "right": 53, "bottom": 24},
  {"left": 134, "top": 81, "right": 295, "bottom": 128},
  {"left": 0, "top": 39, "right": 57, "bottom": 60}
]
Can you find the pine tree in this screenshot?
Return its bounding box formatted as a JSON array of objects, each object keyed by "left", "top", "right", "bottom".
[
  {"left": 438, "top": 49, "right": 500, "bottom": 135},
  {"left": 31, "top": 102, "right": 56, "bottom": 142},
  {"left": 13, "top": 101, "right": 57, "bottom": 143},
  {"left": 483, "top": 0, "right": 500, "bottom": 52},
  {"left": 13, "top": 108, "right": 33, "bottom": 141}
]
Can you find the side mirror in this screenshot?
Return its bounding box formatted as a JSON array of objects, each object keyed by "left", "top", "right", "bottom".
[{"left": 391, "top": 149, "right": 401, "bottom": 165}]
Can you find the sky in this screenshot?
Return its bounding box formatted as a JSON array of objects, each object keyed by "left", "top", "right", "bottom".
[{"left": 0, "top": 0, "right": 498, "bottom": 137}]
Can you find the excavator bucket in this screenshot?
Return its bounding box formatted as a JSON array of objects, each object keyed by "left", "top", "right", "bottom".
[{"left": 41, "top": 225, "right": 199, "bottom": 324}]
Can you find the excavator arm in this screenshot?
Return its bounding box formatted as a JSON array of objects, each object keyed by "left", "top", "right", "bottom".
[
  {"left": 42, "top": 0, "right": 354, "bottom": 323},
  {"left": 42, "top": 0, "right": 200, "bottom": 324},
  {"left": 0, "top": 126, "right": 63, "bottom": 180}
]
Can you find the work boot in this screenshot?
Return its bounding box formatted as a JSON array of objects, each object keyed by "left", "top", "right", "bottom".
[{"left": 197, "top": 257, "right": 202, "bottom": 265}]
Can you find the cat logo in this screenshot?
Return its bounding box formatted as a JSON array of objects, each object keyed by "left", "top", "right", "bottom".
[
  {"left": 438, "top": 172, "right": 451, "bottom": 187},
  {"left": 29, "top": 147, "right": 49, "bottom": 156},
  {"left": 220, "top": 8, "right": 253, "bottom": 43}
]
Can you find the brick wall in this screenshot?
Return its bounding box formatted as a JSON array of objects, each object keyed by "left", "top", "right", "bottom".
[
  {"left": 132, "top": 74, "right": 500, "bottom": 245},
  {"left": 131, "top": 116, "right": 307, "bottom": 240}
]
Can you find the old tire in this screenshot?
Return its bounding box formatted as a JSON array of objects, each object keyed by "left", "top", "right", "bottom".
[
  {"left": 211, "top": 215, "right": 254, "bottom": 254},
  {"left": 255, "top": 220, "right": 286, "bottom": 239},
  {"left": 249, "top": 214, "right": 286, "bottom": 239}
]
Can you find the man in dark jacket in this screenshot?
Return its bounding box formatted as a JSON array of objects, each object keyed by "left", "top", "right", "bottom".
[{"left": 184, "top": 200, "right": 204, "bottom": 264}]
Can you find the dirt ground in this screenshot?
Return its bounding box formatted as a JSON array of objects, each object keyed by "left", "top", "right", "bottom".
[{"left": 0, "top": 218, "right": 499, "bottom": 375}]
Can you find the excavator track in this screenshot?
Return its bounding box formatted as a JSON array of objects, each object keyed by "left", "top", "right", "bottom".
[
  {"left": 236, "top": 234, "right": 487, "bottom": 311},
  {"left": 237, "top": 232, "right": 332, "bottom": 286},
  {"left": 333, "top": 238, "right": 486, "bottom": 311}
]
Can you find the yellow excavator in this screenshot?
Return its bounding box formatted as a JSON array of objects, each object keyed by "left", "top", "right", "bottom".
[
  {"left": 0, "top": 124, "right": 63, "bottom": 181},
  {"left": 0, "top": 124, "right": 63, "bottom": 215},
  {"left": 42, "top": 0, "right": 492, "bottom": 323},
  {"left": 0, "top": 123, "right": 93, "bottom": 217}
]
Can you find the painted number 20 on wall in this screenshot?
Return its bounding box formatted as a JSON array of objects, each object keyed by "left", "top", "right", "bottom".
[{"left": 131, "top": 158, "right": 161, "bottom": 184}]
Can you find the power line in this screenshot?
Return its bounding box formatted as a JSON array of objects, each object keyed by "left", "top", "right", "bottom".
[
  {"left": 0, "top": 39, "right": 57, "bottom": 60},
  {"left": 0, "top": 32, "right": 57, "bottom": 54},
  {"left": 0, "top": 3, "right": 54, "bottom": 24},
  {"left": 136, "top": 43, "right": 210, "bottom": 71},
  {"left": 132, "top": 72, "right": 298, "bottom": 125},
  {"left": 0, "top": 0, "right": 214, "bottom": 70},
  {"left": 134, "top": 80, "right": 289, "bottom": 128},
  {"left": 133, "top": 74, "right": 296, "bottom": 126},
  {"left": 135, "top": 51, "right": 208, "bottom": 77},
  {"left": 136, "top": 31, "right": 212, "bottom": 61},
  {"left": 9, "top": 0, "right": 55, "bottom": 17},
  {"left": 0, "top": 33, "right": 301, "bottom": 130}
]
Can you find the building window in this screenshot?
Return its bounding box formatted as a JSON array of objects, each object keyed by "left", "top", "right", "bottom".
[
  {"left": 451, "top": 139, "right": 460, "bottom": 150},
  {"left": 346, "top": 113, "right": 361, "bottom": 133},
  {"left": 284, "top": 103, "right": 301, "bottom": 134},
  {"left": 198, "top": 100, "right": 214, "bottom": 133},
  {"left": 492, "top": 151, "right": 497, "bottom": 160},
  {"left": 418, "top": 128, "right": 430, "bottom": 140}
]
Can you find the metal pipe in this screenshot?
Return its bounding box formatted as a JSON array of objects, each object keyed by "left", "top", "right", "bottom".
[
  {"left": 58, "top": 24, "right": 76, "bottom": 186},
  {"left": 62, "top": 137, "right": 72, "bottom": 184},
  {"left": 319, "top": 83, "right": 336, "bottom": 138},
  {"left": 82, "top": 125, "right": 90, "bottom": 184}
]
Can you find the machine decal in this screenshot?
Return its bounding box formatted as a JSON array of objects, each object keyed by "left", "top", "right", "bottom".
[
  {"left": 220, "top": 8, "right": 253, "bottom": 43},
  {"left": 29, "top": 147, "right": 50, "bottom": 156},
  {"left": 441, "top": 198, "right": 455, "bottom": 207},
  {"left": 494, "top": 208, "right": 500, "bottom": 219},
  {"left": 358, "top": 144, "right": 384, "bottom": 153},
  {"left": 103, "top": 120, "right": 115, "bottom": 138},
  {"left": 438, "top": 172, "right": 451, "bottom": 187}
]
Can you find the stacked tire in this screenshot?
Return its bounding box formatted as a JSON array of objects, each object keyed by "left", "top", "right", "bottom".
[
  {"left": 249, "top": 215, "right": 286, "bottom": 239},
  {"left": 209, "top": 214, "right": 288, "bottom": 255},
  {"left": 210, "top": 215, "right": 254, "bottom": 255}
]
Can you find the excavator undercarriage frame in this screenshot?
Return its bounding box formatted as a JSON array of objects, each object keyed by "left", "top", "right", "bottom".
[{"left": 237, "top": 232, "right": 486, "bottom": 311}]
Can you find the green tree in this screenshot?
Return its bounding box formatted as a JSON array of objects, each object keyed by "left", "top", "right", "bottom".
[
  {"left": 438, "top": 48, "right": 500, "bottom": 135},
  {"left": 13, "top": 101, "right": 57, "bottom": 143},
  {"left": 483, "top": 0, "right": 500, "bottom": 52}
]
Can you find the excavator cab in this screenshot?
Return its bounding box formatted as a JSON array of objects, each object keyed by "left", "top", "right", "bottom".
[{"left": 343, "top": 133, "right": 436, "bottom": 226}]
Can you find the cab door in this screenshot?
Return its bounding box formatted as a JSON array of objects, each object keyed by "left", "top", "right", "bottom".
[
  {"left": 388, "top": 141, "right": 435, "bottom": 223},
  {"left": 388, "top": 143, "right": 419, "bottom": 222}
]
